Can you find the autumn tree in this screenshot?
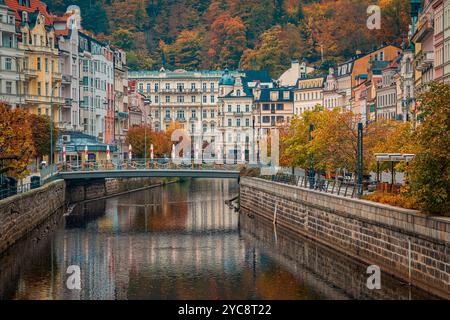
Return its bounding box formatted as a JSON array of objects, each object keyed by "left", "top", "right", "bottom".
[
  {"left": 164, "top": 30, "right": 204, "bottom": 70},
  {"left": 407, "top": 83, "right": 450, "bottom": 216},
  {"left": 125, "top": 126, "right": 154, "bottom": 159},
  {"left": 0, "top": 103, "right": 34, "bottom": 178},
  {"left": 208, "top": 13, "right": 247, "bottom": 69}
]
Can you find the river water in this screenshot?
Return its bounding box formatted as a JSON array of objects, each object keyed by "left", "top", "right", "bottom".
[{"left": 0, "top": 180, "right": 437, "bottom": 300}]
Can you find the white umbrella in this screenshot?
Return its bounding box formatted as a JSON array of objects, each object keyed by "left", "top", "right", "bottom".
[
  {"left": 84, "top": 145, "right": 88, "bottom": 162},
  {"left": 217, "top": 146, "right": 222, "bottom": 162},
  {"left": 150, "top": 144, "right": 154, "bottom": 160},
  {"left": 241, "top": 145, "right": 246, "bottom": 163},
  {"left": 106, "top": 145, "right": 111, "bottom": 161},
  {"left": 171, "top": 144, "right": 176, "bottom": 161},
  {"left": 128, "top": 144, "right": 132, "bottom": 161},
  {"left": 194, "top": 143, "right": 199, "bottom": 161},
  {"left": 62, "top": 144, "right": 67, "bottom": 163}
]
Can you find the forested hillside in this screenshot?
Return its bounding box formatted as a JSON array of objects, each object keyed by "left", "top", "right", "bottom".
[{"left": 46, "top": 0, "right": 410, "bottom": 77}]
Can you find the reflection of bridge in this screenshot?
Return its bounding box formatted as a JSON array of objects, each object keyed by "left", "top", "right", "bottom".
[{"left": 42, "top": 159, "right": 263, "bottom": 181}]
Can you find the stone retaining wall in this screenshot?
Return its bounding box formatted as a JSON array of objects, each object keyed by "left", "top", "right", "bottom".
[
  {"left": 240, "top": 177, "right": 450, "bottom": 299},
  {"left": 0, "top": 180, "right": 66, "bottom": 254}
]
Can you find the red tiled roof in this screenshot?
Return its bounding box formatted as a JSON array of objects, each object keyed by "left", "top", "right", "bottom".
[{"left": 5, "top": 0, "right": 55, "bottom": 27}]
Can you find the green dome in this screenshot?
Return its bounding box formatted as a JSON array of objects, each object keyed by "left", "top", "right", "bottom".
[{"left": 219, "top": 69, "right": 235, "bottom": 86}]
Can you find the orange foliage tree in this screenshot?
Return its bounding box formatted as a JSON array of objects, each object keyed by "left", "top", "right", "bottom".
[{"left": 0, "top": 103, "right": 34, "bottom": 178}]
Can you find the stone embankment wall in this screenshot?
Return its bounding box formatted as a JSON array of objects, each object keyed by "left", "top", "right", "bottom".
[
  {"left": 66, "top": 177, "right": 170, "bottom": 203},
  {"left": 0, "top": 180, "right": 66, "bottom": 254},
  {"left": 240, "top": 177, "right": 450, "bottom": 299}
]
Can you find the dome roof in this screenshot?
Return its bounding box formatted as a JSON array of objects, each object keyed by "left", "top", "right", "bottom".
[{"left": 219, "top": 69, "right": 235, "bottom": 86}]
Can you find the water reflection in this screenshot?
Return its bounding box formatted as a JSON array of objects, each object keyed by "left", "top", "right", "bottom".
[{"left": 0, "top": 179, "right": 438, "bottom": 300}]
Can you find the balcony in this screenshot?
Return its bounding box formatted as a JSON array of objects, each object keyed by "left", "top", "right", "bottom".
[
  {"left": 233, "top": 112, "right": 244, "bottom": 117},
  {"left": 63, "top": 98, "right": 73, "bottom": 108},
  {"left": 23, "top": 68, "right": 38, "bottom": 79},
  {"left": 415, "top": 51, "right": 434, "bottom": 71},
  {"left": 164, "top": 117, "right": 172, "bottom": 123},
  {"left": 52, "top": 72, "right": 62, "bottom": 83},
  {"left": 25, "top": 94, "right": 65, "bottom": 105},
  {"left": 190, "top": 117, "right": 198, "bottom": 122},
  {"left": 176, "top": 117, "right": 186, "bottom": 123},
  {"left": 62, "top": 74, "right": 72, "bottom": 84}
]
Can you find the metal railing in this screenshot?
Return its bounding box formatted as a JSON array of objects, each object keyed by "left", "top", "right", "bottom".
[
  {"left": 260, "top": 173, "right": 363, "bottom": 199},
  {"left": 0, "top": 181, "right": 41, "bottom": 201},
  {"left": 55, "top": 158, "right": 252, "bottom": 173}
]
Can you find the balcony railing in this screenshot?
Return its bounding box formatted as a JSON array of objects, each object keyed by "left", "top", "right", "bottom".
[
  {"left": 23, "top": 68, "right": 39, "bottom": 78},
  {"left": 415, "top": 51, "right": 434, "bottom": 71},
  {"left": 24, "top": 94, "right": 65, "bottom": 104}
]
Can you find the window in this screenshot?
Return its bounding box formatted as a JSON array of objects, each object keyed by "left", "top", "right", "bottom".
[
  {"left": 37, "top": 82, "right": 41, "bottom": 95},
  {"left": 202, "top": 83, "right": 207, "bottom": 91},
  {"left": 139, "top": 83, "right": 143, "bottom": 92},
  {"left": 262, "top": 116, "right": 270, "bottom": 123},
  {"left": 203, "top": 123, "right": 208, "bottom": 133},
  {"left": 37, "top": 57, "right": 41, "bottom": 71},
  {"left": 45, "top": 58, "right": 49, "bottom": 72},
  {"left": 210, "top": 96, "right": 215, "bottom": 103},
  {"left": 262, "top": 104, "right": 270, "bottom": 111},
  {"left": 203, "top": 95, "right": 207, "bottom": 103},
  {"left": 276, "top": 104, "right": 284, "bottom": 111},
  {"left": 154, "top": 83, "right": 159, "bottom": 92},
  {"left": 210, "top": 110, "right": 215, "bottom": 118},
  {"left": 211, "top": 123, "right": 215, "bottom": 132},
  {"left": 210, "top": 83, "right": 214, "bottom": 91},
  {"left": 191, "top": 96, "right": 196, "bottom": 103},
  {"left": 45, "top": 82, "right": 49, "bottom": 96},
  {"left": 6, "top": 81, "right": 12, "bottom": 94},
  {"left": 165, "top": 109, "right": 171, "bottom": 119},
  {"left": 165, "top": 83, "right": 170, "bottom": 90},
  {"left": 237, "top": 105, "right": 241, "bottom": 113},
  {"left": 203, "top": 110, "right": 207, "bottom": 119},
  {"left": 228, "top": 119, "right": 232, "bottom": 127},
  {"left": 245, "top": 118, "right": 250, "bottom": 127},
  {"left": 236, "top": 89, "right": 241, "bottom": 96},
  {"left": 5, "top": 58, "right": 12, "bottom": 70},
  {"left": 165, "top": 96, "right": 170, "bottom": 103},
  {"left": 236, "top": 119, "right": 241, "bottom": 127},
  {"left": 228, "top": 105, "right": 232, "bottom": 113},
  {"left": 191, "top": 83, "right": 196, "bottom": 90},
  {"left": 147, "top": 84, "right": 151, "bottom": 93},
  {"left": 245, "top": 105, "right": 250, "bottom": 112},
  {"left": 191, "top": 109, "right": 196, "bottom": 119}
]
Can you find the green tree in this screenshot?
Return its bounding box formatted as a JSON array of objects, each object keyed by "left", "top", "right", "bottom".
[
  {"left": 28, "top": 114, "right": 59, "bottom": 161},
  {"left": 407, "top": 83, "right": 450, "bottom": 216},
  {"left": 111, "top": 29, "right": 136, "bottom": 50}
]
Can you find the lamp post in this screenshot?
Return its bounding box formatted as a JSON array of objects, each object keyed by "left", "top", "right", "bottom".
[{"left": 308, "top": 124, "right": 315, "bottom": 189}]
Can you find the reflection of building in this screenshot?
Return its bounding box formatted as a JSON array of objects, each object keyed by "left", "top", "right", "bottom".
[{"left": 0, "top": 1, "right": 24, "bottom": 108}]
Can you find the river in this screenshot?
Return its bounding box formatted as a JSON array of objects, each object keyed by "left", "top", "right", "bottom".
[{"left": 0, "top": 179, "right": 436, "bottom": 300}]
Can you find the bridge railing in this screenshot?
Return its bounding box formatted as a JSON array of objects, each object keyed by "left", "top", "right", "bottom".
[{"left": 56, "top": 159, "right": 252, "bottom": 173}]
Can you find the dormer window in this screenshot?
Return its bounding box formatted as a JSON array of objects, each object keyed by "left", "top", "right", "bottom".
[
  {"left": 283, "top": 91, "right": 290, "bottom": 100},
  {"left": 236, "top": 89, "right": 241, "bottom": 97},
  {"left": 22, "top": 12, "right": 28, "bottom": 23},
  {"left": 270, "top": 91, "right": 278, "bottom": 101}
]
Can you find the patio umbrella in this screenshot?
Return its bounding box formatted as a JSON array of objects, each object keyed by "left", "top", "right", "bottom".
[
  {"left": 194, "top": 143, "right": 199, "bottom": 161},
  {"left": 150, "top": 144, "right": 154, "bottom": 160},
  {"left": 171, "top": 144, "right": 176, "bottom": 161},
  {"left": 84, "top": 145, "right": 88, "bottom": 162},
  {"left": 217, "top": 146, "right": 222, "bottom": 162},
  {"left": 241, "top": 145, "right": 246, "bottom": 163},
  {"left": 128, "top": 144, "right": 132, "bottom": 161},
  {"left": 62, "top": 144, "right": 66, "bottom": 163},
  {"left": 106, "top": 145, "right": 111, "bottom": 161}
]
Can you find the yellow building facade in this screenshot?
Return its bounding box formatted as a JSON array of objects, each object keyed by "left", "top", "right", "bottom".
[{"left": 19, "top": 12, "right": 63, "bottom": 122}]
